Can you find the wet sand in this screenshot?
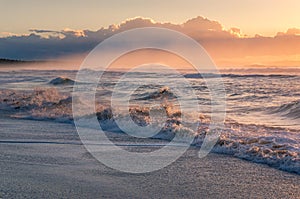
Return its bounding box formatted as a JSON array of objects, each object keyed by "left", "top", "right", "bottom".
[{"left": 0, "top": 116, "right": 299, "bottom": 198}]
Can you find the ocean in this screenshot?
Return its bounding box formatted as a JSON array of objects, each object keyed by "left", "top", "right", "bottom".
[{"left": 0, "top": 68, "right": 299, "bottom": 174}]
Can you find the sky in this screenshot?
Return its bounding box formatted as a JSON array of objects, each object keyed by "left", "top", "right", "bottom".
[
  {"left": 1, "top": 0, "right": 300, "bottom": 37},
  {"left": 0, "top": 0, "right": 300, "bottom": 68}
]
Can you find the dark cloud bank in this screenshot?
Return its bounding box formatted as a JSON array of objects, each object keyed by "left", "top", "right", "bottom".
[{"left": 1, "top": 16, "right": 300, "bottom": 66}]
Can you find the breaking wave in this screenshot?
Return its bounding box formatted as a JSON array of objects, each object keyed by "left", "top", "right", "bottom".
[
  {"left": 0, "top": 88, "right": 73, "bottom": 122},
  {"left": 0, "top": 87, "right": 299, "bottom": 174},
  {"left": 211, "top": 126, "right": 300, "bottom": 174}
]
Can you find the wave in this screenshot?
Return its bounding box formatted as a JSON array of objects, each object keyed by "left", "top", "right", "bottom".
[
  {"left": 222, "top": 74, "right": 297, "bottom": 78},
  {"left": 212, "top": 134, "right": 300, "bottom": 174},
  {"left": 269, "top": 100, "right": 300, "bottom": 119},
  {"left": 0, "top": 88, "right": 73, "bottom": 122},
  {"left": 0, "top": 87, "right": 299, "bottom": 174},
  {"left": 136, "top": 86, "right": 177, "bottom": 100},
  {"left": 184, "top": 73, "right": 297, "bottom": 79},
  {"left": 49, "top": 77, "right": 75, "bottom": 85}
]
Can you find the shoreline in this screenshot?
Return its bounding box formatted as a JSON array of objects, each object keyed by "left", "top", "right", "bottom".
[{"left": 0, "top": 115, "right": 299, "bottom": 198}]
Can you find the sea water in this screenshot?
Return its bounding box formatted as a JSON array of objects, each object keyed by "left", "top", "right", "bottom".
[{"left": 0, "top": 68, "right": 299, "bottom": 174}]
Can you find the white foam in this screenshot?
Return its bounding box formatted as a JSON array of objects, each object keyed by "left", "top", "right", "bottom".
[{"left": 0, "top": 87, "right": 299, "bottom": 174}]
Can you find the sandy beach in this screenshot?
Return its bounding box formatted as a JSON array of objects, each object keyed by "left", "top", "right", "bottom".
[{"left": 0, "top": 113, "right": 299, "bottom": 199}]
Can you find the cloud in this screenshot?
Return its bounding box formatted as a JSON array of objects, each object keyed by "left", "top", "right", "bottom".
[
  {"left": 61, "top": 28, "right": 86, "bottom": 37},
  {"left": 276, "top": 28, "right": 300, "bottom": 36},
  {"left": 29, "top": 28, "right": 86, "bottom": 38},
  {"left": 0, "top": 32, "right": 19, "bottom": 38},
  {"left": 0, "top": 16, "right": 300, "bottom": 67},
  {"left": 29, "top": 29, "right": 61, "bottom": 34}
]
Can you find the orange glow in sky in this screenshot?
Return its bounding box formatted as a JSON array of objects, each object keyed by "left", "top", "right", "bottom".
[
  {"left": 1, "top": 0, "right": 300, "bottom": 37},
  {"left": 0, "top": 0, "right": 300, "bottom": 68}
]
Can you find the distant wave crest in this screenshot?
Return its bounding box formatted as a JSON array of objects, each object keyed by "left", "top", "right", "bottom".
[
  {"left": 270, "top": 100, "right": 300, "bottom": 119},
  {"left": 136, "top": 86, "right": 176, "bottom": 100},
  {"left": 184, "top": 73, "right": 297, "bottom": 79},
  {"left": 49, "top": 77, "right": 75, "bottom": 85}
]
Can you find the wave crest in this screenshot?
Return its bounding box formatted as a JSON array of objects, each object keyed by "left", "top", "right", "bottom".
[
  {"left": 270, "top": 100, "right": 300, "bottom": 119},
  {"left": 49, "top": 77, "right": 75, "bottom": 85}
]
